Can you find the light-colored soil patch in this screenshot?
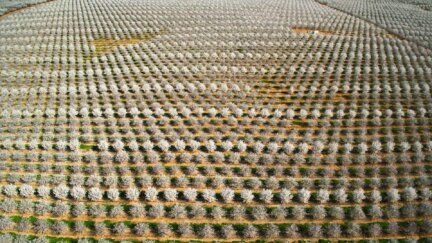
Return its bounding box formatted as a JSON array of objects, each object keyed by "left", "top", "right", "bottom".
[
  {"left": 93, "top": 37, "right": 144, "bottom": 55},
  {"left": 291, "top": 27, "right": 395, "bottom": 39},
  {"left": 85, "top": 31, "right": 167, "bottom": 61},
  {"left": 292, "top": 27, "right": 335, "bottom": 36}
]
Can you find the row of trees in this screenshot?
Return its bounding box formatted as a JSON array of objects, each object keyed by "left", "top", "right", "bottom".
[
  {"left": 0, "top": 81, "right": 245, "bottom": 96},
  {"left": 2, "top": 121, "right": 430, "bottom": 141},
  {"left": 2, "top": 166, "right": 430, "bottom": 189},
  {"left": 1, "top": 106, "right": 430, "bottom": 119},
  {"left": 2, "top": 73, "right": 432, "bottom": 97},
  {"left": 2, "top": 116, "right": 431, "bottom": 139},
  {"left": 1, "top": 137, "right": 430, "bottom": 155},
  {"left": 1, "top": 198, "right": 429, "bottom": 220},
  {"left": 0, "top": 99, "right": 421, "bottom": 118},
  {"left": 1, "top": 150, "right": 430, "bottom": 168},
  {"left": 0, "top": 215, "right": 430, "bottom": 238},
  {"left": 1, "top": 116, "right": 430, "bottom": 134},
  {"left": 2, "top": 184, "right": 430, "bottom": 204}
]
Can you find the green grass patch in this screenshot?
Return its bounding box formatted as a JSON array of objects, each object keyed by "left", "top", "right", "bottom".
[
  {"left": 80, "top": 144, "right": 96, "bottom": 150},
  {"left": 292, "top": 120, "right": 308, "bottom": 127}
]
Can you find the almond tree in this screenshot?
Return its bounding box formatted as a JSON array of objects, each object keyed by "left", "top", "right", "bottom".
[
  {"left": 134, "top": 223, "right": 150, "bottom": 236},
  {"left": 240, "top": 189, "right": 254, "bottom": 203},
  {"left": 156, "top": 223, "right": 172, "bottom": 236},
  {"left": 169, "top": 204, "right": 187, "bottom": 219},
  {"left": 298, "top": 188, "right": 311, "bottom": 203},
  {"left": 252, "top": 206, "right": 268, "bottom": 220},
  {"left": 183, "top": 188, "right": 197, "bottom": 202},
  {"left": 87, "top": 187, "right": 103, "bottom": 201},
  {"left": 164, "top": 189, "right": 178, "bottom": 202},
  {"left": 19, "top": 184, "right": 34, "bottom": 198},
  {"left": 221, "top": 225, "right": 236, "bottom": 239},
  {"left": 291, "top": 205, "right": 306, "bottom": 220},
  {"left": 316, "top": 189, "right": 330, "bottom": 203},
  {"left": 260, "top": 189, "right": 273, "bottom": 203},
  {"left": 243, "top": 225, "right": 258, "bottom": 238},
  {"left": 221, "top": 188, "right": 235, "bottom": 203},
  {"left": 52, "top": 185, "right": 69, "bottom": 199},
  {"left": 177, "top": 223, "right": 194, "bottom": 237},
  {"left": 126, "top": 187, "right": 140, "bottom": 201},
  {"left": 70, "top": 186, "right": 86, "bottom": 200},
  {"left": 98, "top": 140, "right": 109, "bottom": 151},
  {"left": 202, "top": 189, "right": 216, "bottom": 202},
  {"left": 145, "top": 187, "right": 159, "bottom": 201}
]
